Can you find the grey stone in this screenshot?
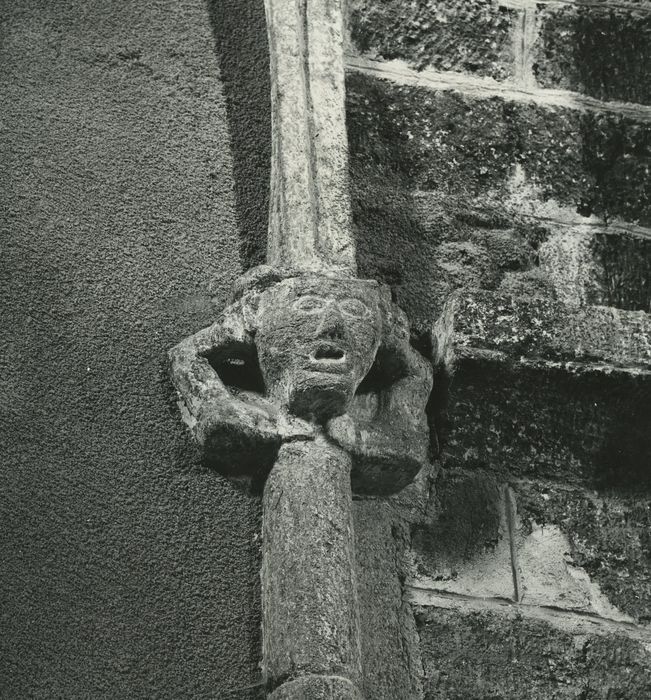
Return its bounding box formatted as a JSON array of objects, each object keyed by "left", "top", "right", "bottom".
[
  {"left": 416, "top": 606, "right": 651, "bottom": 699},
  {"left": 268, "top": 674, "right": 363, "bottom": 700},
  {"left": 169, "top": 3, "right": 434, "bottom": 698},
  {"left": 169, "top": 267, "right": 433, "bottom": 495},
  {"left": 169, "top": 265, "right": 433, "bottom": 697},
  {"left": 262, "top": 440, "right": 362, "bottom": 690},
  {"left": 265, "top": 0, "right": 355, "bottom": 275}
]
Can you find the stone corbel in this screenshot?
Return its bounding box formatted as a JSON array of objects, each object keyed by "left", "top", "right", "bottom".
[{"left": 168, "top": 1, "right": 434, "bottom": 697}]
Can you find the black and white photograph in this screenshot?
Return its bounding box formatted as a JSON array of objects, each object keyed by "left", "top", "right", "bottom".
[{"left": 1, "top": 1, "right": 649, "bottom": 697}]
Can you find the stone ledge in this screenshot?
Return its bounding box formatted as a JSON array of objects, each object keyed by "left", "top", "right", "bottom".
[
  {"left": 346, "top": 56, "right": 651, "bottom": 122},
  {"left": 447, "top": 292, "right": 651, "bottom": 368},
  {"left": 408, "top": 589, "right": 651, "bottom": 643}
]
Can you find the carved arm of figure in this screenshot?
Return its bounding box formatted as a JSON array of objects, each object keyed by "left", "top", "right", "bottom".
[
  {"left": 327, "top": 295, "right": 433, "bottom": 495},
  {"left": 168, "top": 296, "right": 313, "bottom": 476}
]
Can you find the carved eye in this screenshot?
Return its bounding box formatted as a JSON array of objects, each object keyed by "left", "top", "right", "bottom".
[
  {"left": 293, "top": 295, "right": 324, "bottom": 313},
  {"left": 339, "top": 298, "right": 370, "bottom": 318}
]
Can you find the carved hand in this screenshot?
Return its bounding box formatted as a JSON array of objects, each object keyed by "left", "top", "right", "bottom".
[
  {"left": 326, "top": 314, "right": 432, "bottom": 495},
  {"left": 169, "top": 302, "right": 314, "bottom": 476},
  {"left": 192, "top": 390, "right": 313, "bottom": 475}
]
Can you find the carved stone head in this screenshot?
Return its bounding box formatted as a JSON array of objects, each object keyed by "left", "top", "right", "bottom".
[{"left": 254, "top": 274, "right": 382, "bottom": 421}]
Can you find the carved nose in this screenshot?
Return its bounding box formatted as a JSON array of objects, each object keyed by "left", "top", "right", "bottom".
[{"left": 315, "top": 302, "right": 344, "bottom": 340}]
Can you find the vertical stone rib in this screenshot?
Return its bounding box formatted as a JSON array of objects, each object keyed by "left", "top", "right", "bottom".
[{"left": 264, "top": 0, "right": 356, "bottom": 275}]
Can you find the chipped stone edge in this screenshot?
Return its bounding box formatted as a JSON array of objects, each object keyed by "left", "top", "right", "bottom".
[
  {"left": 407, "top": 587, "right": 651, "bottom": 648},
  {"left": 345, "top": 55, "right": 651, "bottom": 124}
]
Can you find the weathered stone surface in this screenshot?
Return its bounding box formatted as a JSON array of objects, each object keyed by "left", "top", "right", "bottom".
[
  {"left": 406, "top": 466, "right": 650, "bottom": 623},
  {"left": 450, "top": 291, "right": 651, "bottom": 368},
  {"left": 348, "top": 0, "right": 516, "bottom": 80},
  {"left": 352, "top": 173, "right": 651, "bottom": 334},
  {"left": 410, "top": 469, "right": 515, "bottom": 600},
  {"left": 347, "top": 71, "right": 651, "bottom": 226},
  {"left": 590, "top": 232, "right": 651, "bottom": 311},
  {"left": 169, "top": 267, "right": 433, "bottom": 494},
  {"left": 534, "top": 5, "right": 651, "bottom": 105},
  {"left": 514, "top": 481, "right": 651, "bottom": 624},
  {"left": 354, "top": 500, "right": 424, "bottom": 700},
  {"left": 268, "top": 675, "right": 362, "bottom": 700},
  {"left": 351, "top": 177, "right": 548, "bottom": 334},
  {"left": 265, "top": 0, "right": 355, "bottom": 274},
  {"left": 416, "top": 606, "right": 651, "bottom": 699},
  {"left": 170, "top": 260, "right": 433, "bottom": 695},
  {"left": 514, "top": 519, "right": 626, "bottom": 619},
  {"left": 445, "top": 348, "right": 651, "bottom": 489},
  {"left": 262, "top": 440, "right": 362, "bottom": 692}
]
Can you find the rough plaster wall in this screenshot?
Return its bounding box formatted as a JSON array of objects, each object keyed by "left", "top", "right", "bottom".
[{"left": 0, "top": 1, "right": 267, "bottom": 696}]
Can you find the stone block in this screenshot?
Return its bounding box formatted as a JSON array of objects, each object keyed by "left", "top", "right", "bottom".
[
  {"left": 352, "top": 167, "right": 651, "bottom": 332},
  {"left": 352, "top": 175, "right": 553, "bottom": 332},
  {"left": 438, "top": 287, "right": 651, "bottom": 490},
  {"left": 514, "top": 481, "right": 651, "bottom": 624},
  {"left": 415, "top": 606, "right": 651, "bottom": 699},
  {"left": 347, "top": 71, "right": 651, "bottom": 226},
  {"left": 348, "top": 0, "right": 516, "bottom": 80},
  {"left": 407, "top": 468, "right": 651, "bottom": 625},
  {"left": 354, "top": 500, "right": 423, "bottom": 700},
  {"left": 534, "top": 5, "right": 651, "bottom": 106},
  {"left": 445, "top": 345, "right": 651, "bottom": 489},
  {"left": 590, "top": 232, "right": 651, "bottom": 312},
  {"left": 410, "top": 469, "right": 516, "bottom": 600},
  {"left": 450, "top": 291, "right": 651, "bottom": 367}
]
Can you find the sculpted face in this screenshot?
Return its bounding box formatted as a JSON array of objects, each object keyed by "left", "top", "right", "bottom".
[{"left": 255, "top": 275, "right": 382, "bottom": 421}]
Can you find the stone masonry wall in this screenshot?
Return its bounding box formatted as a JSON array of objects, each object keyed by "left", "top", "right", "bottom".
[
  {"left": 2, "top": 0, "right": 649, "bottom": 697},
  {"left": 347, "top": 1, "right": 651, "bottom": 697}
]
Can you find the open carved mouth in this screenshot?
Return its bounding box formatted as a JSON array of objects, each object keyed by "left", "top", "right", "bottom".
[{"left": 311, "top": 343, "right": 346, "bottom": 362}]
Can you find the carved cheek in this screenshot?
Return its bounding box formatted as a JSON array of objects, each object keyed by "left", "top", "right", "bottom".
[
  {"left": 295, "top": 313, "right": 321, "bottom": 342},
  {"left": 351, "top": 323, "right": 380, "bottom": 373}
]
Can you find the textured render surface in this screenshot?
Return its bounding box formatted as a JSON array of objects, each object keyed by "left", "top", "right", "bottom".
[
  {"left": 416, "top": 607, "right": 651, "bottom": 699},
  {"left": 534, "top": 5, "right": 651, "bottom": 105},
  {"left": 348, "top": 0, "right": 516, "bottom": 80},
  {"left": 207, "top": 0, "right": 271, "bottom": 269},
  {"left": 0, "top": 0, "right": 266, "bottom": 696}
]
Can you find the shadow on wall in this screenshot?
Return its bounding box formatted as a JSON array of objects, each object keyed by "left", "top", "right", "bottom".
[{"left": 206, "top": 0, "right": 270, "bottom": 269}]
